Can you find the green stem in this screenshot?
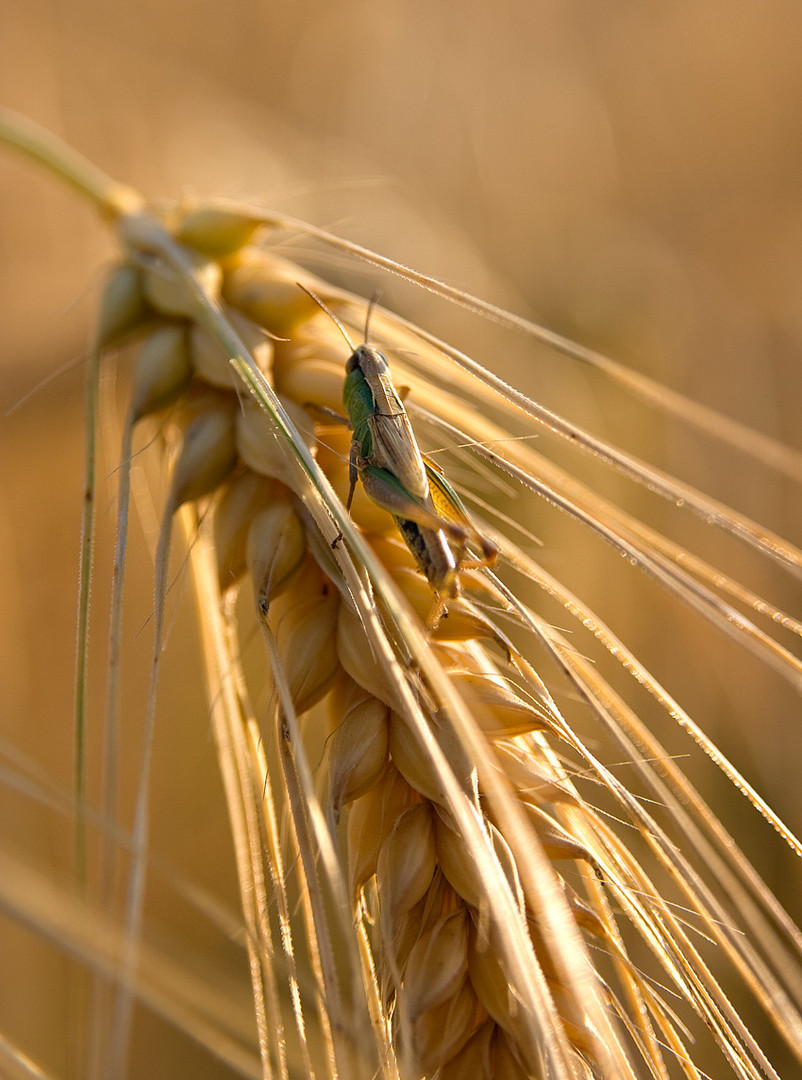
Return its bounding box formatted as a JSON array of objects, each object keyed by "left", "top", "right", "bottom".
[{"left": 0, "top": 107, "right": 143, "bottom": 218}]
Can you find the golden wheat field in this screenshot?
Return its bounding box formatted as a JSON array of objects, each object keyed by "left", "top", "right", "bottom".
[{"left": 1, "top": 3, "right": 802, "bottom": 1079}]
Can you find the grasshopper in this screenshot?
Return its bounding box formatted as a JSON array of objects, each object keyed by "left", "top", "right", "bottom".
[{"left": 300, "top": 286, "right": 497, "bottom": 627}]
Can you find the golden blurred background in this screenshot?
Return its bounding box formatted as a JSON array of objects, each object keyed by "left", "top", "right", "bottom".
[{"left": 1, "top": 1, "right": 802, "bottom": 1077}]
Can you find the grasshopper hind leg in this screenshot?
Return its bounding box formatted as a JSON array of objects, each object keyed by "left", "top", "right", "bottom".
[
  {"left": 425, "top": 592, "right": 450, "bottom": 632},
  {"left": 395, "top": 516, "right": 460, "bottom": 631}
]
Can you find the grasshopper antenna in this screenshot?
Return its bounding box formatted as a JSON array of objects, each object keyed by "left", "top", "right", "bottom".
[
  {"left": 299, "top": 282, "right": 384, "bottom": 352},
  {"left": 363, "top": 290, "right": 382, "bottom": 345},
  {"left": 297, "top": 283, "right": 356, "bottom": 352}
]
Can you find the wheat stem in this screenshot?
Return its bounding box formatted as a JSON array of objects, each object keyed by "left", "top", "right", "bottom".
[{"left": 0, "top": 107, "right": 143, "bottom": 218}]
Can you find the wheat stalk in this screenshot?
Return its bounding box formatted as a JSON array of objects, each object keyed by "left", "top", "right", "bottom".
[{"left": 2, "top": 108, "right": 802, "bottom": 1080}]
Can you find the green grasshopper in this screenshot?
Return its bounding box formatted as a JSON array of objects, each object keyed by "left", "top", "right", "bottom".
[{"left": 300, "top": 286, "right": 497, "bottom": 626}]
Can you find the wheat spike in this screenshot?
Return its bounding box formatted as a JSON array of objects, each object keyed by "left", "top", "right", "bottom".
[{"left": 2, "top": 110, "right": 802, "bottom": 1080}]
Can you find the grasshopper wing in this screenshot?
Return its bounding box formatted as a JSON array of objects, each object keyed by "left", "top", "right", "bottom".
[
  {"left": 367, "top": 411, "right": 429, "bottom": 502},
  {"left": 424, "top": 458, "right": 499, "bottom": 564}
]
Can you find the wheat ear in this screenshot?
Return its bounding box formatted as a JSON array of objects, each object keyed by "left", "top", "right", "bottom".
[{"left": 2, "top": 109, "right": 802, "bottom": 1080}]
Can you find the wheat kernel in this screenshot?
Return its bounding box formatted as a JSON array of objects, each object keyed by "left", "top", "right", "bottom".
[
  {"left": 246, "top": 498, "right": 307, "bottom": 610},
  {"left": 436, "top": 1020, "right": 495, "bottom": 1080},
  {"left": 387, "top": 710, "right": 474, "bottom": 806},
  {"left": 213, "top": 470, "right": 274, "bottom": 591},
  {"left": 143, "top": 252, "right": 222, "bottom": 319},
  {"left": 327, "top": 681, "right": 390, "bottom": 811},
  {"left": 222, "top": 252, "right": 341, "bottom": 334},
  {"left": 347, "top": 768, "right": 419, "bottom": 897},
  {"left": 402, "top": 908, "right": 470, "bottom": 1018},
  {"left": 467, "top": 929, "right": 542, "bottom": 1073},
  {"left": 175, "top": 205, "right": 264, "bottom": 257},
  {"left": 410, "top": 976, "right": 483, "bottom": 1073},
  {"left": 435, "top": 815, "right": 523, "bottom": 913},
  {"left": 235, "top": 395, "right": 315, "bottom": 486},
  {"left": 445, "top": 669, "right": 550, "bottom": 738},
  {"left": 98, "top": 262, "right": 150, "bottom": 346},
  {"left": 190, "top": 307, "right": 272, "bottom": 390},
  {"left": 168, "top": 399, "right": 238, "bottom": 506},
  {"left": 492, "top": 1028, "right": 544, "bottom": 1080},
  {"left": 270, "top": 567, "right": 340, "bottom": 714},
  {"left": 336, "top": 603, "right": 406, "bottom": 713},
  {"left": 376, "top": 803, "right": 437, "bottom": 926},
  {"left": 130, "top": 322, "right": 193, "bottom": 420}
]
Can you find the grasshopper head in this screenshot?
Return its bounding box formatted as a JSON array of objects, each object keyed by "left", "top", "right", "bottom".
[{"left": 346, "top": 344, "right": 390, "bottom": 379}]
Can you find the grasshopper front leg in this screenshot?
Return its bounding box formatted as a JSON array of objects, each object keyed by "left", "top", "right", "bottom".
[{"left": 347, "top": 436, "right": 360, "bottom": 512}]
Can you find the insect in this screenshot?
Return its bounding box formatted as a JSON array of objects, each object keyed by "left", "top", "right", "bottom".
[{"left": 300, "top": 286, "right": 498, "bottom": 627}]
